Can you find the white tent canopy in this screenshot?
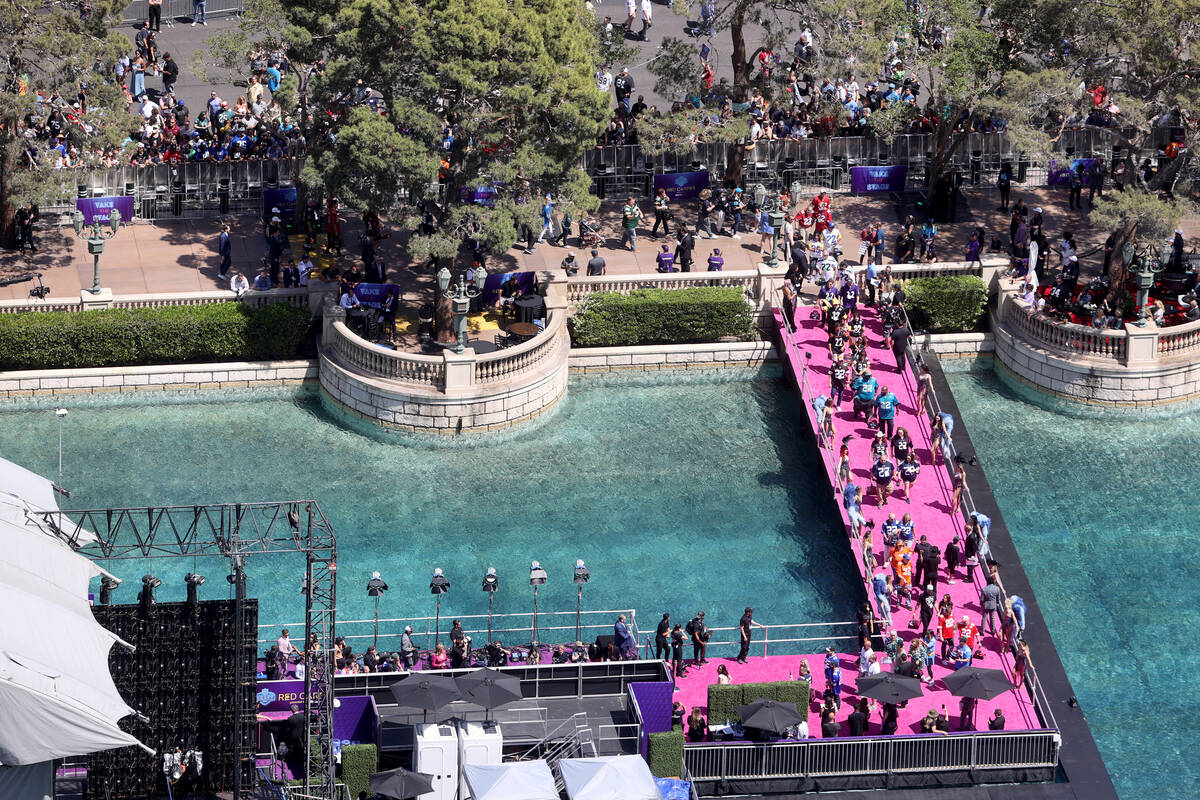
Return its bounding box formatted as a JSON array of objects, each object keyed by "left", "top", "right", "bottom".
[
  {"left": 461, "top": 760, "right": 559, "bottom": 800},
  {"left": 559, "top": 755, "right": 662, "bottom": 800},
  {"left": 0, "top": 457, "right": 96, "bottom": 545},
  {"left": 0, "top": 458, "right": 146, "bottom": 765}
]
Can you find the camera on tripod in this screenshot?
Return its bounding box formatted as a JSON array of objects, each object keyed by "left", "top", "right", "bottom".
[{"left": 29, "top": 273, "right": 49, "bottom": 299}]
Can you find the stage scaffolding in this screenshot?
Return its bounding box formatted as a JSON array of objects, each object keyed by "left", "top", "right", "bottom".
[{"left": 38, "top": 501, "right": 339, "bottom": 800}]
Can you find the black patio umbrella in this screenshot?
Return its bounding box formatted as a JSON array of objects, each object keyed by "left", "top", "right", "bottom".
[
  {"left": 388, "top": 673, "right": 461, "bottom": 721},
  {"left": 940, "top": 666, "right": 1012, "bottom": 700},
  {"left": 457, "top": 667, "right": 523, "bottom": 711},
  {"left": 734, "top": 699, "right": 805, "bottom": 734},
  {"left": 855, "top": 673, "right": 925, "bottom": 704},
  {"left": 369, "top": 766, "right": 436, "bottom": 799}
]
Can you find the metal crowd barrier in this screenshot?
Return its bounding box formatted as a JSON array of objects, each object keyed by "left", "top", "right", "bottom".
[
  {"left": 683, "top": 730, "right": 1060, "bottom": 783},
  {"left": 40, "top": 157, "right": 303, "bottom": 218},
  {"left": 121, "top": 0, "right": 244, "bottom": 26}
]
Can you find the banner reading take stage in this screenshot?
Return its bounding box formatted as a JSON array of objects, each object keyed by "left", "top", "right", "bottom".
[
  {"left": 849, "top": 166, "right": 908, "bottom": 193},
  {"left": 75, "top": 196, "right": 134, "bottom": 226}
]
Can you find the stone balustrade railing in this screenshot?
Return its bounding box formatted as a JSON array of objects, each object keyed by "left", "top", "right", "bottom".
[
  {"left": 1001, "top": 293, "right": 1129, "bottom": 361},
  {"left": 0, "top": 287, "right": 313, "bottom": 314},
  {"left": 324, "top": 317, "right": 447, "bottom": 387},
  {"left": 321, "top": 273, "right": 570, "bottom": 394},
  {"left": 567, "top": 269, "right": 758, "bottom": 304}
]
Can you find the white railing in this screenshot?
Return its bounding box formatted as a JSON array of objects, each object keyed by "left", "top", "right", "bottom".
[
  {"left": 325, "top": 319, "right": 446, "bottom": 386},
  {"left": 1002, "top": 294, "right": 1128, "bottom": 361},
  {"left": 1157, "top": 317, "right": 1200, "bottom": 356},
  {"left": 0, "top": 287, "right": 311, "bottom": 314},
  {"left": 567, "top": 270, "right": 760, "bottom": 304},
  {"left": 474, "top": 309, "right": 567, "bottom": 384}
]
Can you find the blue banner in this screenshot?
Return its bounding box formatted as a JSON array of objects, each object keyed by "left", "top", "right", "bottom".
[
  {"left": 1048, "top": 158, "right": 1095, "bottom": 186},
  {"left": 653, "top": 171, "right": 710, "bottom": 201},
  {"left": 75, "top": 196, "right": 134, "bottom": 226},
  {"left": 352, "top": 282, "right": 401, "bottom": 309},
  {"left": 850, "top": 166, "right": 908, "bottom": 192}
]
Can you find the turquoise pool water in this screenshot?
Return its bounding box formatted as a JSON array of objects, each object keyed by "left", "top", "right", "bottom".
[
  {"left": 945, "top": 364, "right": 1199, "bottom": 800},
  {"left": 0, "top": 373, "right": 861, "bottom": 651}
]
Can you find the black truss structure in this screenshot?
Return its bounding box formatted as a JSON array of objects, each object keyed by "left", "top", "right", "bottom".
[{"left": 39, "top": 501, "right": 339, "bottom": 800}]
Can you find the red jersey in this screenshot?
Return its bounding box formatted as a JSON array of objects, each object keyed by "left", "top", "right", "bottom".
[{"left": 937, "top": 614, "right": 956, "bottom": 641}]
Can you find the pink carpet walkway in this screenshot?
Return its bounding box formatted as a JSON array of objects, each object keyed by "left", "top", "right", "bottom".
[{"left": 672, "top": 302, "right": 1040, "bottom": 737}]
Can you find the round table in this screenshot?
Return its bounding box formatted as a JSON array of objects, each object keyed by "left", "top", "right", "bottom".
[
  {"left": 507, "top": 322, "right": 540, "bottom": 343},
  {"left": 514, "top": 294, "right": 546, "bottom": 324}
]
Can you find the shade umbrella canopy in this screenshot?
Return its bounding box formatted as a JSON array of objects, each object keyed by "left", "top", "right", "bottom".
[
  {"left": 457, "top": 668, "right": 523, "bottom": 709},
  {"left": 734, "top": 699, "right": 805, "bottom": 734},
  {"left": 388, "top": 674, "right": 461, "bottom": 711},
  {"left": 940, "top": 666, "right": 1012, "bottom": 700},
  {"left": 855, "top": 673, "right": 924, "bottom": 704},
  {"left": 559, "top": 755, "right": 661, "bottom": 800},
  {"left": 369, "top": 766, "right": 435, "bottom": 799}
]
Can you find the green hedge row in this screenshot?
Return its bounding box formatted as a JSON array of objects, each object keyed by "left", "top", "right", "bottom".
[
  {"left": 340, "top": 744, "right": 377, "bottom": 799},
  {"left": 903, "top": 275, "right": 988, "bottom": 334},
  {"left": 707, "top": 679, "right": 812, "bottom": 726},
  {"left": 570, "top": 287, "right": 754, "bottom": 347},
  {"left": 647, "top": 729, "right": 685, "bottom": 778},
  {"left": 0, "top": 302, "right": 312, "bottom": 370}
]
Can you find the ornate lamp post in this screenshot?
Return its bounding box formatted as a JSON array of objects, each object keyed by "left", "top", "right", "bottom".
[
  {"left": 436, "top": 267, "right": 486, "bottom": 353},
  {"left": 752, "top": 183, "right": 785, "bottom": 269},
  {"left": 1122, "top": 241, "right": 1167, "bottom": 326},
  {"left": 70, "top": 207, "right": 122, "bottom": 295}
]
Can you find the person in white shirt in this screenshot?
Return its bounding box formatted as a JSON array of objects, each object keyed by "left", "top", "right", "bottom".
[
  {"left": 624, "top": 0, "right": 636, "bottom": 32},
  {"left": 639, "top": 0, "right": 652, "bottom": 40},
  {"left": 297, "top": 255, "right": 313, "bottom": 286},
  {"left": 230, "top": 271, "right": 249, "bottom": 297},
  {"left": 340, "top": 290, "right": 361, "bottom": 309},
  {"left": 277, "top": 629, "right": 296, "bottom": 661},
  {"left": 596, "top": 67, "right": 613, "bottom": 93}
]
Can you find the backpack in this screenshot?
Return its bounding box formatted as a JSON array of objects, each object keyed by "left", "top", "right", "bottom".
[{"left": 686, "top": 618, "right": 698, "bottom": 636}]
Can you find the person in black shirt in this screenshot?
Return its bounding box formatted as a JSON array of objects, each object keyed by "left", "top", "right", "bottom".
[
  {"left": 675, "top": 227, "right": 695, "bottom": 272},
  {"left": 871, "top": 454, "right": 895, "bottom": 507},
  {"left": 847, "top": 698, "right": 869, "bottom": 736},
  {"left": 363, "top": 645, "right": 380, "bottom": 673},
  {"left": 880, "top": 703, "right": 899, "bottom": 735},
  {"left": 821, "top": 709, "right": 840, "bottom": 738},
  {"left": 670, "top": 623, "right": 687, "bottom": 677},
  {"left": 654, "top": 613, "right": 670, "bottom": 659},
  {"left": 161, "top": 52, "right": 179, "bottom": 95},
  {"left": 987, "top": 708, "right": 1006, "bottom": 730},
  {"left": 892, "top": 427, "right": 913, "bottom": 462},
  {"left": 829, "top": 356, "right": 849, "bottom": 408},
  {"left": 898, "top": 451, "right": 920, "bottom": 503},
  {"left": 736, "top": 607, "right": 756, "bottom": 664},
  {"left": 917, "top": 583, "right": 936, "bottom": 634},
  {"left": 688, "top": 611, "right": 709, "bottom": 664}
]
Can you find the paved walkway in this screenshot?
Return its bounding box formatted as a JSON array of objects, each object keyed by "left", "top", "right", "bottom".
[{"left": 7, "top": 186, "right": 1183, "bottom": 303}]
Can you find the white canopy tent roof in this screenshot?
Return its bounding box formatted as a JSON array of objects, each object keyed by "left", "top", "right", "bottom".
[
  {"left": 461, "top": 760, "right": 559, "bottom": 800},
  {"left": 559, "top": 755, "right": 662, "bottom": 800},
  {"left": 0, "top": 457, "right": 96, "bottom": 545},
  {"left": 0, "top": 456, "right": 146, "bottom": 766}
]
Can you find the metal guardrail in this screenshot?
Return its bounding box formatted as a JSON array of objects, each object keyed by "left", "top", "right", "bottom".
[
  {"left": 259, "top": 608, "right": 643, "bottom": 652},
  {"left": 683, "top": 730, "right": 1060, "bottom": 782},
  {"left": 121, "top": 0, "right": 245, "bottom": 27},
  {"left": 332, "top": 659, "right": 669, "bottom": 701},
  {"left": 567, "top": 270, "right": 761, "bottom": 305}
]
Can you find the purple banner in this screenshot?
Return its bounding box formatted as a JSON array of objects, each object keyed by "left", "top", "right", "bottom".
[
  {"left": 1048, "top": 158, "right": 1095, "bottom": 186},
  {"left": 75, "top": 196, "right": 134, "bottom": 226},
  {"left": 256, "top": 679, "right": 312, "bottom": 714},
  {"left": 653, "top": 171, "right": 710, "bottom": 201},
  {"left": 264, "top": 187, "right": 298, "bottom": 229},
  {"left": 850, "top": 166, "right": 908, "bottom": 193},
  {"left": 482, "top": 270, "right": 536, "bottom": 306},
  {"left": 353, "top": 282, "right": 401, "bottom": 309},
  {"left": 461, "top": 185, "right": 499, "bottom": 207}
]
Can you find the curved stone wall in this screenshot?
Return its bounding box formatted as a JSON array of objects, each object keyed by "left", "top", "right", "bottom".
[{"left": 993, "top": 289, "right": 1200, "bottom": 406}]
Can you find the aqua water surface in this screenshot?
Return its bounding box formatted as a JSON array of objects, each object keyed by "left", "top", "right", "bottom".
[
  {"left": 0, "top": 373, "right": 861, "bottom": 651},
  {"left": 945, "top": 365, "right": 1198, "bottom": 800}
]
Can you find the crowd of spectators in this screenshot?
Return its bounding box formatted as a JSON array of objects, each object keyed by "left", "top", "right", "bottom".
[{"left": 17, "top": 21, "right": 315, "bottom": 170}]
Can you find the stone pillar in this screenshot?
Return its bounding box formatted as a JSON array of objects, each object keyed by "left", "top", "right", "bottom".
[
  {"left": 307, "top": 279, "right": 340, "bottom": 315},
  {"left": 443, "top": 350, "right": 476, "bottom": 390},
  {"left": 755, "top": 263, "right": 789, "bottom": 310},
  {"left": 322, "top": 301, "right": 346, "bottom": 342},
  {"left": 79, "top": 289, "right": 114, "bottom": 310},
  {"left": 540, "top": 270, "right": 569, "bottom": 316},
  {"left": 1123, "top": 320, "right": 1160, "bottom": 363}
]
